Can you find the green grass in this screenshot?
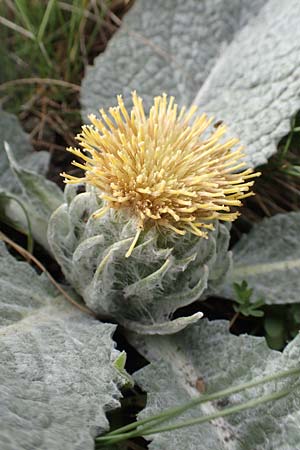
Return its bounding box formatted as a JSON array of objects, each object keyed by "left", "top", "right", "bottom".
[
  {"left": 0, "top": 0, "right": 130, "bottom": 164},
  {"left": 0, "top": 0, "right": 119, "bottom": 118},
  {"left": 1, "top": 0, "right": 112, "bottom": 82}
]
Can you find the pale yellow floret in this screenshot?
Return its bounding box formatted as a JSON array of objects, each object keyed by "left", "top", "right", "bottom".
[{"left": 61, "top": 92, "right": 260, "bottom": 256}]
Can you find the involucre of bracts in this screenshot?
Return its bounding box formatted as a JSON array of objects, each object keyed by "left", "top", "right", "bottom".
[{"left": 48, "top": 186, "right": 231, "bottom": 334}]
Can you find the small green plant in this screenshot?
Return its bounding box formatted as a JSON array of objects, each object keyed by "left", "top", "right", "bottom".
[{"left": 232, "top": 280, "right": 265, "bottom": 318}]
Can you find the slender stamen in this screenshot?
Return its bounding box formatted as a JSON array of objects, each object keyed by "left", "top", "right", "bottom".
[
  {"left": 62, "top": 92, "right": 259, "bottom": 248},
  {"left": 125, "top": 228, "right": 142, "bottom": 258}
]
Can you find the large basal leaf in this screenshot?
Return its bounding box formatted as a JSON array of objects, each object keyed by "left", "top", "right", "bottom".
[
  {"left": 0, "top": 110, "right": 63, "bottom": 251},
  {"left": 0, "top": 243, "right": 126, "bottom": 450},
  {"left": 81, "top": 0, "right": 300, "bottom": 167},
  {"left": 81, "top": 0, "right": 264, "bottom": 114},
  {"left": 133, "top": 320, "right": 300, "bottom": 449},
  {"left": 193, "top": 0, "right": 300, "bottom": 167},
  {"left": 221, "top": 212, "right": 300, "bottom": 304}
]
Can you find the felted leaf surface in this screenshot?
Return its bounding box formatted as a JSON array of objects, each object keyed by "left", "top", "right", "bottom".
[
  {"left": 221, "top": 212, "right": 300, "bottom": 304},
  {"left": 0, "top": 110, "right": 49, "bottom": 190},
  {"left": 48, "top": 186, "right": 231, "bottom": 334},
  {"left": 4, "top": 146, "right": 63, "bottom": 251},
  {"left": 0, "top": 243, "right": 126, "bottom": 450},
  {"left": 0, "top": 110, "right": 63, "bottom": 250},
  {"left": 81, "top": 0, "right": 300, "bottom": 167},
  {"left": 193, "top": 0, "right": 300, "bottom": 167},
  {"left": 133, "top": 320, "right": 300, "bottom": 450}
]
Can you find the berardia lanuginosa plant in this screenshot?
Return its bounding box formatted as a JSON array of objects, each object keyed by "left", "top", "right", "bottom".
[{"left": 48, "top": 92, "right": 260, "bottom": 334}]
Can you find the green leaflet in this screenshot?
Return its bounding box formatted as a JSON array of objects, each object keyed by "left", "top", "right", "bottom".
[
  {"left": 81, "top": 0, "right": 300, "bottom": 167},
  {"left": 0, "top": 242, "right": 127, "bottom": 450},
  {"left": 222, "top": 212, "right": 300, "bottom": 304},
  {"left": 131, "top": 320, "right": 300, "bottom": 450},
  {"left": 48, "top": 186, "right": 231, "bottom": 334}
]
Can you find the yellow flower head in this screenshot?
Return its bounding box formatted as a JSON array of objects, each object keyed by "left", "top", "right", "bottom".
[{"left": 62, "top": 92, "right": 259, "bottom": 254}]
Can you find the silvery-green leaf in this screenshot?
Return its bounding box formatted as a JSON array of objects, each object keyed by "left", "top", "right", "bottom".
[
  {"left": 81, "top": 0, "right": 264, "bottom": 115},
  {"left": 48, "top": 187, "right": 230, "bottom": 334},
  {"left": 122, "top": 312, "right": 203, "bottom": 335},
  {"left": 221, "top": 212, "right": 300, "bottom": 304},
  {"left": 81, "top": 0, "right": 300, "bottom": 167},
  {"left": 193, "top": 0, "right": 300, "bottom": 167},
  {"left": 0, "top": 110, "right": 63, "bottom": 251},
  {"left": 133, "top": 320, "right": 300, "bottom": 450},
  {"left": 0, "top": 242, "right": 126, "bottom": 450},
  {"left": 0, "top": 241, "right": 56, "bottom": 326},
  {"left": 0, "top": 110, "right": 49, "bottom": 190},
  {"left": 3, "top": 145, "right": 63, "bottom": 251}
]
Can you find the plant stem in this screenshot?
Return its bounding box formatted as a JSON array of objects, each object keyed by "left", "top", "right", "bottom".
[
  {"left": 97, "top": 365, "right": 300, "bottom": 442},
  {"left": 98, "top": 389, "right": 291, "bottom": 445},
  {"left": 0, "top": 78, "right": 80, "bottom": 92},
  {"left": 229, "top": 311, "right": 239, "bottom": 328},
  {"left": 279, "top": 116, "right": 296, "bottom": 162}
]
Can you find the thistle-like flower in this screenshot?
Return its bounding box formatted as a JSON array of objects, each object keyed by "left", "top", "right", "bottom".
[{"left": 62, "top": 92, "right": 259, "bottom": 256}]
